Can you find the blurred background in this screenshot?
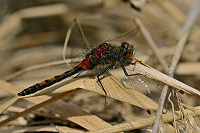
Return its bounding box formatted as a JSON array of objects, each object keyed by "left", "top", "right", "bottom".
[{"left": 0, "top": 0, "right": 200, "bottom": 132}]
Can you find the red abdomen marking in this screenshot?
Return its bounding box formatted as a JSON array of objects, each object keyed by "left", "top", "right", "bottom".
[
  {"left": 18, "top": 67, "right": 83, "bottom": 96},
  {"left": 77, "top": 58, "right": 91, "bottom": 70}
]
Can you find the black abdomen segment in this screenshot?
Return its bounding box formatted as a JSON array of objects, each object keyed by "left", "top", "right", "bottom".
[{"left": 18, "top": 67, "right": 83, "bottom": 96}]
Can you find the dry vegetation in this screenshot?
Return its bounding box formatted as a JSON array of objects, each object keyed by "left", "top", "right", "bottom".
[{"left": 0, "top": 0, "right": 200, "bottom": 133}]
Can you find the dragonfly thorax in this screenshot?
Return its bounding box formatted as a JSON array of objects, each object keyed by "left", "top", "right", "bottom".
[{"left": 77, "top": 42, "right": 135, "bottom": 70}]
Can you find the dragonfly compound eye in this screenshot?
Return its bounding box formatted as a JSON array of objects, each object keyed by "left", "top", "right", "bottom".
[
  {"left": 121, "top": 42, "right": 128, "bottom": 48},
  {"left": 120, "top": 42, "right": 134, "bottom": 58}
]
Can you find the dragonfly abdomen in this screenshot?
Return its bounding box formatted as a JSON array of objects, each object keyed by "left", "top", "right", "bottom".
[
  {"left": 17, "top": 67, "right": 83, "bottom": 96},
  {"left": 17, "top": 42, "right": 131, "bottom": 97}
]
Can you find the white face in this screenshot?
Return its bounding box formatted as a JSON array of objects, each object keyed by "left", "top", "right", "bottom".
[{"left": 132, "top": 46, "right": 135, "bottom": 55}]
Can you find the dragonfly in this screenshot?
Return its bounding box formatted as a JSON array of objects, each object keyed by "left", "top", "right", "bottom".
[
  {"left": 17, "top": 41, "right": 139, "bottom": 97},
  {"left": 15, "top": 17, "right": 197, "bottom": 132},
  {"left": 17, "top": 20, "right": 141, "bottom": 100},
  {"left": 17, "top": 18, "right": 162, "bottom": 116}
]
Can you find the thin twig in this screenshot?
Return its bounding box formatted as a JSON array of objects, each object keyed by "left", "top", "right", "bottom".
[
  {"left": 134, "top": 17, "right": 169, "bottom": 73},
  {"left": 152, "top": 31, "right": 189, "bottom": 133},
  {"left": 4, "top": 60, "right": 64, "bottom": 81}
]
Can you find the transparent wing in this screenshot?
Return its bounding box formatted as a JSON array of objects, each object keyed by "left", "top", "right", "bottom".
[
  {"left": 65, "top": 15, "right": 144, "bottom": 67},
  {"left": 84, "top": 64, "right": 163, "bottom": 109},
  {"left": 66, "top": 21, "right": 93, "bottom": 67}
]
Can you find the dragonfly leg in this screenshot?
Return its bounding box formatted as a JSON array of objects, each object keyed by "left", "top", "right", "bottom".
[
  {"left": 97, "top": 64, "right": 115, "bottom": 103},
  {"left": 124, "top": 60, "right": 142, "bottom": 65},
  {"left": 120, "top": 61, "right": 141, "bottom": 76},
  {"left": 124, "top": 60, "right": 142, "bottom": 72}
]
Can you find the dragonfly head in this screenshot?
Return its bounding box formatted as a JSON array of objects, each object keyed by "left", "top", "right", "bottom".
[{"left": 121, "top": 42, "right": 135, "bottom": 58}]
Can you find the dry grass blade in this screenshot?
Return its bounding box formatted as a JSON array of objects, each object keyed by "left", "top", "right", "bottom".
[
  {"left": 87, "top": 106, "right": 200, "bottom": 133},
  {"left": 0, "top": 80, "right": 112, "bottom": 130},
  {"left": 0, "top": 96, "right": 18, "bottom": 114},
  {"left": 0, "top": 80, "right": 22, "bottom": 114},
  {"left": 0, "top": 125, "right": 84, "bottom": 133},
  {"left": 0, "top": 89, "right": 112, "bottom": 131},
  {"left": 0, "top": 89, "right": 80, "bottom": 126},
  {"left": 44, "top": 100, "right": 112, "bottom": 131},
  {"left": 134, "top": 17, "right": 168, "bottom": 72},
  {"left": 133, "top": 58, "right": 200, "bottom": 98}
]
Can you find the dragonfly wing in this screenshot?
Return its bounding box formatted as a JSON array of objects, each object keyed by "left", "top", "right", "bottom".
[
  {"left": 82, "top": 64, "right": 159, "bottom": 112},
  {"left": 66, "top": 22, "right": 95, "bottom": 67},
  {"left": 110, "top": 64, "right": 164, "bottom": 101}
]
